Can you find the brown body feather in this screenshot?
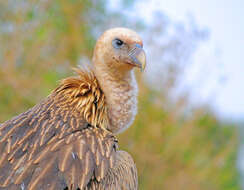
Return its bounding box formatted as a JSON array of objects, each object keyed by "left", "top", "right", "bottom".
[{"left": 0, "top": 68, "right": 138, "bottom": 190}]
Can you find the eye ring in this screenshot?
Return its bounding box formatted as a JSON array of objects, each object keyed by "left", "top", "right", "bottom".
[{"left": 112, "top": 38, "right": 124, "bottom": 49}]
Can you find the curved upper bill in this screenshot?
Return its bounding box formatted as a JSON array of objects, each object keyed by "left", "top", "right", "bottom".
[{"left": 129, "top": 44, "right": 146, "bottom": 71}]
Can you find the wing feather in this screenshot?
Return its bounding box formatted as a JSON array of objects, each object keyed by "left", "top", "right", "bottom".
[{"left": 0, "top": 95, "right": 117, "bottom": 190}]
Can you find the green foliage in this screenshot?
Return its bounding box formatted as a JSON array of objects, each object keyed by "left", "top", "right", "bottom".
[
  {"left": 0, "top": 0, "right": 241, "bottom": 189},
  {"left": 119, "top": 84, "right": 241, "bottom": 189}
]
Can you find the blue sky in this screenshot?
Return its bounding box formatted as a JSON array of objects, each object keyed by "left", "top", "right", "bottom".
[{"left": 132, "top": 0, "right": 244, "bottom": 121}]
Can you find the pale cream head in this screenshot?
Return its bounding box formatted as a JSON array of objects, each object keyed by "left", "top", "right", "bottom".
[{"left": 92, "top": 27, "right": 146, "bottom": 76}]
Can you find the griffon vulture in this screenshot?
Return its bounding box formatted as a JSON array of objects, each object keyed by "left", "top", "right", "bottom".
[{"left": 0, "top": 28, "right": 146, "bottom": 190}]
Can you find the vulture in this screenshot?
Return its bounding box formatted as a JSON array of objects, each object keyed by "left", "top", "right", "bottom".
[{"left": 0, "top": 27, "right": 146, "bottom": 190}]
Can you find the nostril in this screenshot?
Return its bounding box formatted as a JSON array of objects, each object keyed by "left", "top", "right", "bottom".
[{"left": 135, "top": 44, "right": 142, "bottom": 49}]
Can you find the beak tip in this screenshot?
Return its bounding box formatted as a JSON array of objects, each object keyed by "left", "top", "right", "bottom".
[
  {"left": 137, "top": 50, "right": 146, "bottom": 72},
  {"left": 129, "top": 45, "right": 147, "bottom": 72}
]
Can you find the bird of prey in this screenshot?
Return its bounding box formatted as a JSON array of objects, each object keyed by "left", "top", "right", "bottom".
[{"left": 0, "top": 27, "right": 146, "bottom": 190}]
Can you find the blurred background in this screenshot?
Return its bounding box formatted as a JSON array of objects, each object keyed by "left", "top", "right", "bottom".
[{"left": 0, "top": 0, "right": 243, "bottom": 189}]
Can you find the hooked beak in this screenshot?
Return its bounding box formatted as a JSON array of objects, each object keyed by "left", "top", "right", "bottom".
[{"left": 129, "top": 44, "right": 146, "bottom": 71}]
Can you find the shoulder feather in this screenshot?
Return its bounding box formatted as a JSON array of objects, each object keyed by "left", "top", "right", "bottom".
[{"left": 0, "top": 68, "right": 115, "bottom": 189}]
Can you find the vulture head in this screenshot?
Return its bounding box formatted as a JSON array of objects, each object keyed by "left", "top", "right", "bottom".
[{"left": 93, "top": 27, "right": 146, "bottom": 77}]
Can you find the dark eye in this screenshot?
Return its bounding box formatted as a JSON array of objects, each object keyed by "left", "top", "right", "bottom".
[{"left": 112, "top": 38, "right": 124, "bottom": 48}]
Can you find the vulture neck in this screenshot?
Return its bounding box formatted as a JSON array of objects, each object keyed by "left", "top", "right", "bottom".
[{"left": 93, "top": 63, "right": 138, "bottom": 134}]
